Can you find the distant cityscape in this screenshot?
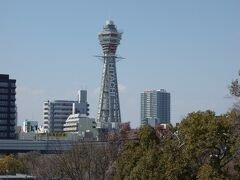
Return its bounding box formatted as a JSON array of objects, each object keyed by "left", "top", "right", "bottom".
[
  {"left": 0, "top": 20, "right": 171, "bottom": 141},
  {"left": 1, "top": 1, "right": 239, "bottom": 179}
]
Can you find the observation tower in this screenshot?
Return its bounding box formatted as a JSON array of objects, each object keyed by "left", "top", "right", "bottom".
[{"left": 96, "top": 20, "right": 123, "bottom": 129}]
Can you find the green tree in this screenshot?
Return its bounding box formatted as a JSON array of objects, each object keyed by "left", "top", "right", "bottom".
[
  {"left": 159, "top": 132, "right": 191, "bottom": 180},
  {"left": 115, "top": 111, "right": 240, "bottom": 179},
  {"left": 197, "top": 163, "right": 221, "bottom": 180},
  {"left": 138, "top": 125, "right": 159, "bottom": 147},
  {"left": 169, "top": 111, "right": 239, "bottom": 178},
  {"left": 115, "top": 141, "right": 144, "bottom": 180},
  {"left": 115, "top": 125, "right": 162, "bottom": 180},
  {"left": 128, "top": 145, "right": 163, "bottom": 180}
]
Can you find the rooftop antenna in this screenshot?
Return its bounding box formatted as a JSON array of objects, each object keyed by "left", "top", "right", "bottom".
[
  {"left": 77, "top": 90, "right": 81, "bottom": 103},
  {"left": 107, "top": 4, "right": 111, "bottom": 22}
]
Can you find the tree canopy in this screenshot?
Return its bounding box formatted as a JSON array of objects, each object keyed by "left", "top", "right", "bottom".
[
  {"left": 114, "top": 111, "right": 240, "bottom": 179},
  {"left": 0, "top": 154, "right": 22, "bottom": 175}
]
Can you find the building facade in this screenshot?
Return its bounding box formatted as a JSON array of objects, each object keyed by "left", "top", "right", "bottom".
[
  {"left": 43, "top": 100, "right": 74, "bottom": 132},
  {"left": 63, "top": 90, "right": 96, "bottom": 139},
  {"left": 0, "top": 74, "right": 16, "bottom": 139},
  {"left": 141, "top": 89, "right": 170, "bottom": 126},
  {"left": 22, "top": 119, "right": 38, "bottom": 133},
  {"left": 73, "top": 90, "right": 89, "bottom": 116},
  {"left": 96, "top": 20, "right": 123, "bottom": 130},
  {"left": 63, "top": 114, "right": 96, "bottom": 137},
  {"left": 43, "top": 90, "right": 89, "bottom": 132}
]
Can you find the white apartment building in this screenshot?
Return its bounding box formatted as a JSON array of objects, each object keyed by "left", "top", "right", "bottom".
[
  {"left": 43, "top": 100, "right": 75, "bottom": 132},
  {"left": 43, "top": 90, "right": 89, "bottom": 132}
]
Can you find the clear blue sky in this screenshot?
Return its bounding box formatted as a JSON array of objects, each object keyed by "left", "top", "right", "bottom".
[{"left": 0, "top": 0, "right": 239, "bottom": 128}]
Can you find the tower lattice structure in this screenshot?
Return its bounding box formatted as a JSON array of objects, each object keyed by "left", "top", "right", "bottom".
[{"left": 96, "top": 20, "right": 122, "bottom": 129}]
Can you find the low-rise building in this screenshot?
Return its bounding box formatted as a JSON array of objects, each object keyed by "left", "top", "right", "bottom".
[
  {"left": 63, "top": 114, "right": 97, "bottom": 139},
  {"left": 22, "top": 120, "right": 38, "bottom": 133}
]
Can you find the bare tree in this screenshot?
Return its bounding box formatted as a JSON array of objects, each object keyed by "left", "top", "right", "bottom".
[
  {"left": 20, "top": 141, "right": 120, "bottom": 180},
  {"left": 229, "top": 70, "right": 240, "bottom": 97}
]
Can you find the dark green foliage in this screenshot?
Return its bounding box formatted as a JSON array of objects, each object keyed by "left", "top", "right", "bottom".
[
  {"left": 138, "top": 125, "right": 159, "bottom": 147},
  {"left": 115, "top": 125, "right": 163, "bottom": 180},
  {"left": 115, "top": 111, "right": 240, "bottom": 179}
]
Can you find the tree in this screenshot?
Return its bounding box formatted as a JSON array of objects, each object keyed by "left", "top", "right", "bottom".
[
  {"left": 20, "top": 142, "right": 117, "bottom": 180},
  {"left": 229, "top": 71, "right": 240, "bottom": 113},
  {"left": 138, "top": 125, "right": 159, "bottom": 147},
  {"left": 115, "top": 111, "right": 240, "bottom": 179},
  {"left": 115, "top": 142, "right": 143, "bottom": 180},
  {"left": 177, "top": 111, "right": 238, "bottom": 177},
  {"left": 0, "top": 158, "right": 6, "bottom": 174},
  {"left": 0, "top": 154, "right": 22, "bottom": 175},
  {"left": 230, "top": 79, "right": 240, "bottom": 97},
  {"left": 197, "top": 163, "right": 221, "bottom": 180},
  {"left": 115, "top": 125, "right": 162, "bottom": 180},
  {"left": 19, "top": 151, "right": 40, "bottom": 175}
]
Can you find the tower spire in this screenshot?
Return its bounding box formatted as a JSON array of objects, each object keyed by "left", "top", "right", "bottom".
[{"left": 96, "top": 20, "right": 122, "bottom": 129}]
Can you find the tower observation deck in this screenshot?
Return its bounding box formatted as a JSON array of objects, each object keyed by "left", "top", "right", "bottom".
[{"left": 96, "top": 20, "right": 122, "bottom": 129}]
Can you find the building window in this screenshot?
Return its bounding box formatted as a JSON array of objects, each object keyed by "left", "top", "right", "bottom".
[
  {"left": 0, "top": 107, "right": 8, "bottom": 112},
  {"left": 10, "top": 133, "right": 15, "bottom": 137},
  {"left": 10, "top": 126, "right": 15, "bottom": 131},
  {"left": 10, "top": 108, "right": 15, "bottom": 112},
  {"left": 10, "top": 120, "right": 15, "bottom": 125},
  {"left": 0, "top": 126, "right": 7, "bottom": 130},
  {"left": 10, "top": 114, "right": 15, "bottom": 118},
  {"left": 10, "top": 95, "right": 15, "bottom": 100},
  {"left": 0, "top": 89, "right": 8, "bottom": 93},
  {"left": 0, "top": 132, "right": 7, "bottom": 137},
  {"left": 0, "top": 95, "right": 8, "bottom": 100},
  {"left": 0, "top": 101, "right": 8, "bottom": 105},
  {"left": 0, "top": 114, "right": 8, "bottom": 118},
  {"left": 0, "top": 120, "right": 7, "bottom": 124},
  {"left": 0, "top": 82, "right": 9, "bottom": 87}
]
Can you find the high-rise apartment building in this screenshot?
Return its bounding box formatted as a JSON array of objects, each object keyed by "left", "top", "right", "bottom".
[
  {"left": 43, "top": 100, "right": 74, "bottom": 132},
  {"left": 141, "top": 89, "right": 170, "bottom": 126},
  {"left": 0, "top": 74, "right": 16, "bottom": 139},
  {"left": 43, "top": 90, "right": 89, "bottom": 132}
]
